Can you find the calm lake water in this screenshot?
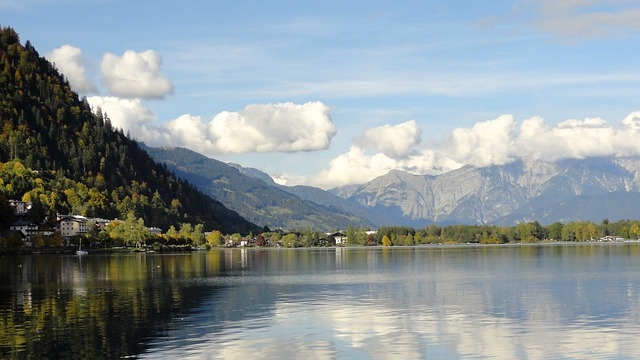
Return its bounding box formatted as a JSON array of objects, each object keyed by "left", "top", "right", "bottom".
[{"left": 2, "top": 244, "right": 640, "bottom": 359}]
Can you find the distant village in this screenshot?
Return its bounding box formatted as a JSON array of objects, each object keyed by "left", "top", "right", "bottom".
[
  {"left": 4, "top": 200, "right": 151, "bottom": 247},
  {"left": 5, "top": 199, "right": 633, "bottom": 251},
  {"left": 3, "top": 199, "right": 361, "bottom": 250}
]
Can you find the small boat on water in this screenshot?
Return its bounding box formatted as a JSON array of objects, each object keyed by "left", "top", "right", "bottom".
[{"left": 76, "top": 238, "right": 88, "bottom": 255}]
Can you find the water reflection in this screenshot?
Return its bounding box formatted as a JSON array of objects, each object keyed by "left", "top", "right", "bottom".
[
  {"left": 2, "top": 245, "right": 640, "bottom": 359},
  {"left": 142, "top": 245, "right": 640, "bottom": 360},
  {"left": 0, "top": 251, "right": 244, "bottom": 359}
]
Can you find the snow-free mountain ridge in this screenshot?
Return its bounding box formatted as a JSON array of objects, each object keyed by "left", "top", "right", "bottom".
[
  {"left": 146, "top": 144, "right": 640, "bottom": 228},
  {"left": 347, "top": 157, "right": 640, "bottom": 226}
]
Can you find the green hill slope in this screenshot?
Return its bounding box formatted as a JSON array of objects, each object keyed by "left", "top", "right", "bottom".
[
  {"left": 0, "top": 26, "right": 259, "bottom": 235},
  {"left": 144, "top": 145, "right": 374, "bottom": 232}
]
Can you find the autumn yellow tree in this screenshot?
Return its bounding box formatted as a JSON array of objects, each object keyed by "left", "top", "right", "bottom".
[
  {"left": 630, "top": 222, "right": 640, "bottom": 239},
  {"left": 206, "top": 230, "right": 223, "bottom": 247}
]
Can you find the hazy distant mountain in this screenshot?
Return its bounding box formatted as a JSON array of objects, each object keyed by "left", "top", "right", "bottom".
[
  {"left": 226, "top": 163, "right": 277, "bottom": 185},
  {"left": 497, "top": 191, "right": 640, "bottom": 225},
  {"left": 328, "top": 184, "right": 362, "bottom": 198},
  {"left": 144, "top": 146, "right": 374, "bottom": 231},
  {"left": 349, "top": 157, "right": 640, "bottom": 226},
  {"left": 209, "top": 163, "right": 384, "bottom": 228},
  {"left": 274, "top": 184, "right": 390, "bottom": 228},
  {"left": 147, "top": 142, "right": 640, "bottom": 229}
]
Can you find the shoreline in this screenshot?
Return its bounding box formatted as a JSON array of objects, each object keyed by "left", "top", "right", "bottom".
[{"left": 3, "top": 240, "right": 640, "bottom": 256}]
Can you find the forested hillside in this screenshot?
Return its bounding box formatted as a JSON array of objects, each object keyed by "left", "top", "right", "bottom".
[
  {"left": 144, "top": 145, "right": 374, "bottom": 232},
  {"left": 0, "top": 26, "right": 260, "bottom": 234}
]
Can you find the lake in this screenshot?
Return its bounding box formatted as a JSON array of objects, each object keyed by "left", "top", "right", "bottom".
[{"left": 2, "top": 244, "right": 640, "bottom": 359}]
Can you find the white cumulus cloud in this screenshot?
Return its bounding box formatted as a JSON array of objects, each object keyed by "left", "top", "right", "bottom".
[
  {"left": 100, "top": 50, "right": 174, "bottom": 99},
  {"left": 85, "top": 99, "right": 336, "bottom": 155},
  {"left": 86, "top": 96, "right": 156, "bottom": 131},
  {"left": 621, "top": 111, "right": 640, "bottom": 131},
  {"left": 309, "top": 145, "right": 456, "bottom": 189},
  {"left": 513, "top": 117, "right": 615, "bottom": 160},
  {"left": 442, "top": 114, "right": 516, "bottom": 167},
  {"left": 307, "top": 111, "right": 640, "bottom": 189},
  {"left": 45, "top": 45, "right": 97, "bottom": 93},
  {"left": 206, "top": 101, "right": 337, "bottom": 154},
  {"left": 357, "top": 120, "right": 421, "bottom": 159}
]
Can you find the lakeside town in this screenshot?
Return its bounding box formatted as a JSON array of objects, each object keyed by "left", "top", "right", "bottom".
[
  {"left": 2, "top": 199, "right": 360, "bottom": 251},
  {"left": 3, "top": 198, "right": 637, "bottom": 254}
]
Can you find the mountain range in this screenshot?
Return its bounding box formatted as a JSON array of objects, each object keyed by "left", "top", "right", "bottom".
[
  {"left": 5, "top": 24, "right": 640, "bottom": 234},
  {"left": 143, "top": 145, "right": 375, "bottom": 232},
  {"left": 345, "top": 157, "right": 640, "bottom": 226},
  {"left": 147, "top": 146, "right": 640, "bottom": 229}
]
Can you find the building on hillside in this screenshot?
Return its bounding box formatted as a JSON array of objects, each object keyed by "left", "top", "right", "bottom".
[
  {"left": 93, "top": 218, "right": 112, "bottom": 230},
  {"left": 8, "top": 220, "right": 59, "bottom": 247},
  {"left": 58, "top": 215, "right": 88, "bottom": 238},
  {"left": 9, "top": 200, "right": 31, "bottom": 216},
  {"left": 10, "top": 220, "right": 38, "bottom": 237},
  {"left": 148, "top": 227, "right": 162, "bottom": 236},
  {"left": 9, "top": 220, "right": 37, "bottom": 247},
  {"left": 38, "top": 221, "right": 57, "bottom": 237}
]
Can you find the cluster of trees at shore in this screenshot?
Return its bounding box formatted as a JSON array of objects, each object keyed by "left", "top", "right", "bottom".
[
  {"left": 359, "top": 219, "right": 636, "bottom": 246},
  {"left": 90, "top": 216, "right": 640, "bottom": 249},
  {"left": 2, "top": 192, "right": 638, "bottom": 251}
]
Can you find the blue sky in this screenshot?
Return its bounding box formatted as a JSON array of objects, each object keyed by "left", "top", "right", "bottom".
[{"left": 4, "top": 0, "right": 640, "bottom": 189}]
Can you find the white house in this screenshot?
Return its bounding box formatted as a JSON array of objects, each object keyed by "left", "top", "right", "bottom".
[
  {"left": 328, "top": 232, "right": 347, "bottom": 245},
  {"left": 9, "top": 200, "right": 31, "bottom": 215}
]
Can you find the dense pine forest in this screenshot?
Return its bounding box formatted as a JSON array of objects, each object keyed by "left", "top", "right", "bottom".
[{"left": 0, "top": 26, "right": 260, "bottom": 235}]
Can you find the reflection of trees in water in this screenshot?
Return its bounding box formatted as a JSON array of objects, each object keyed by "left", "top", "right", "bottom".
[
  {"left": 5, "top": 246, "right": 640, "bottom": 358},
  {"left": 0, "top": 252, "right": 237, "bottom": 359}
]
